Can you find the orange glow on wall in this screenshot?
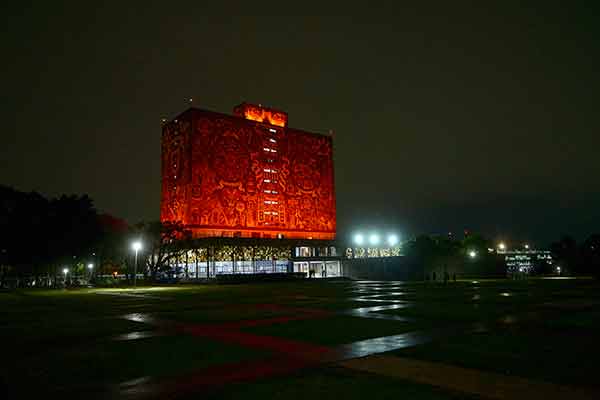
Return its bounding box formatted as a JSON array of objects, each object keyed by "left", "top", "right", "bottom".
[
  {"left": 161, "top": 104, "right": 335, "bottom": 240},
  {"left": 233, "top": 102, "right": 288, "bottom": 127}
]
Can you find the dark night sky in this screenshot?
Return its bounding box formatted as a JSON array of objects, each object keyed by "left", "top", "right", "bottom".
[{"left": 2, "top": 2, "right": 599, "bottom": 246}]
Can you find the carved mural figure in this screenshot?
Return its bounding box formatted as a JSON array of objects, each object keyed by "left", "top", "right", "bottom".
[{"left": 161, "top": 103, "right": 336, "bottom": 240}]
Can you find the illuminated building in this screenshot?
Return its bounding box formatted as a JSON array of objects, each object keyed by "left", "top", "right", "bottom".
[
  {"left": 161, "top": 102, "right": 336, "bottom": 240},
  {"left": 498, "top": 248, "right": 553, "bottom": 275},
  {"left": 160, "top": 103, "right": 339, "bottom": 278}
]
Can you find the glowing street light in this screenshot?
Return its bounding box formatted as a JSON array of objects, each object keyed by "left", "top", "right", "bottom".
[
  {"left": 468, "top": 250, "right": 477, "bottom": 259},
  {"left": 354, "top": 233, "right": 364, "bottom": 246},
  {"left": 131, "top": 240, "right": 143, "bottom": 288},
  {"left": 63, "top": 267, "right": 69, "bottom": 285},
  {"left": 369, "top": 234, "right": 380, "bottom": 246},
  {"left": 524, "top": 244, "right": 530, "bottom": 250},
  {"left": 498, "top": 242, "right": 506, "bottom": 251},
  {"left": 87, "top": 263, "right": 94, "bottom": 282},
  {"left": 387, "top": 234, "right": 399, "bottom": 246}
]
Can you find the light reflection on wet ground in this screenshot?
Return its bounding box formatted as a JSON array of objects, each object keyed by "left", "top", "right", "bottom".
[
  {"left": 112, "top": 331, "right": 166, "bottom": 341},
  {"left": 335, "top": 330, "right": 435, "bottom": 359},
  {"left": 113, "top": 280, "right": 536, "bottom": 398}
]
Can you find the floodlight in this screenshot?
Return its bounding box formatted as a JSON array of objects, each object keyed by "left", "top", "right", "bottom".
[{"left": 354, "top": 233, "right": 364, "bottom": 246}]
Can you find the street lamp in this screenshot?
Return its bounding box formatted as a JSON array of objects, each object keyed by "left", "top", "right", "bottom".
[
  {"left": 354, "top": 233, "right": 364, "bottom": 246},
  {"left": 387, "top": 234, "right": 398, "bottom": 246},
  {"left": 498, "top": 242, "right": 506, "bottom": 251},
  {"left": 87, "top": 263, "right": 94, "bottom": 282},
  {"left": 63, "top": 268, "right": 69, "bottom": 285},
  {"left": 131, "top": 241, "right": 142, "bottom": 288},
  {"left": 369, "top": 234, "right": 380, "bottom": 246},
  {"left": 468, "top": 250, "right": 477, "bottom": 259}
]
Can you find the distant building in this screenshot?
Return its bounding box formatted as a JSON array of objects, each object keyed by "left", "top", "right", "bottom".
[{"left": 498, "top": 249, "right": 553, "bottom": 275}]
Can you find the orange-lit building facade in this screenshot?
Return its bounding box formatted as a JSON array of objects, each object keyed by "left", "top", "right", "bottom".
[{"left": 160, "top": 103, "right": 336, "bottom": 240}]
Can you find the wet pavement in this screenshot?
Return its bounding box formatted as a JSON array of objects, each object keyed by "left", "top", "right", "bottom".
[
  {"left": 110, "top": 281, "right": 441, "bottom": 398},
  {"left": 107, "top": 280, "right": 579, "bottom": 399}
]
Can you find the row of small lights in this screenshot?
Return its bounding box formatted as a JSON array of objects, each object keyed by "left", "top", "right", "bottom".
[
  {"left": 493, "top": 242, "right": 531, "bottom": 251},
  {"left": 353, "top": 233, "right": 399, "bottom": 247},
  {"left": 62, "top": 240, "right": 143, "bottom": 277}
]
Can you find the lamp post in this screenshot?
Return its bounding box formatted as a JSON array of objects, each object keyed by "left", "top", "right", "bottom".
[
  {"left": 132, "top": 241, "right": 142, "bottom": 288},
  {"left": 63, "top": 267, "right": 69, "bottom": 286},
  {"left": 87, "top": 263, "right": 94, "bottom": 282}
]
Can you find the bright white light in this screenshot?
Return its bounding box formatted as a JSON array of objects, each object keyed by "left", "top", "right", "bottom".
[
  {"left": 63, "top": 268, "right": 68, "bottom": 274},
  {"left": 369, "top": 234, "right": 380, "bottom": 246},
  {"left": 354, "top": 233, "right": 364, "bottom": 246},
  {"left": 269, "top": 128, "right": 277, "bottom": 133},
  {"left": 387, "top": 234, "right": 398, "bottom": 246},
  {"left": 468, "top": 250, "right": 477, "bottom": 258},
  {"left": 556, "top": 266, "right": 561, "bottom": 272},
  {"left": 132, "top": 241, "right": 142, "bottom": 252},
  {"left": 498, "top": 242, "right": 506, "bottom": 250},
  {"left": 87, "top": 263, "right": 94, "bottom": 270},
  {"left": 524, "top": 244, "right": 530, "bottom": 250}
]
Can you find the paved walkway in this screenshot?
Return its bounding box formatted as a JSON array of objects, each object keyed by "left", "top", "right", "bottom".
[
  {"left": 111, "top": 281, "right": 600, "bottom": 399},
  {"left": 340, "top": 355, "right": 598, "bottom": 400}
]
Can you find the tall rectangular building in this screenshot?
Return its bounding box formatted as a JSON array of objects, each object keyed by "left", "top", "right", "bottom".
[{"left": 160, "top": 103, "right": 336, "bottom": 240}]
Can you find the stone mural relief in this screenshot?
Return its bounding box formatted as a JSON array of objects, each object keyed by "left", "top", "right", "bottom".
[{"left": 161, "top": 106, "right": 336, "bottom": 239}]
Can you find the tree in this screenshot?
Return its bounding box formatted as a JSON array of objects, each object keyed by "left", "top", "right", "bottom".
[
  {"left": 0, "top": 185, "right": 104, "bottom": 286},
  {"left": 551, "top": 235, "right": 579, "bottom": 275},
  {"left": 134, "top": 221, "right": 192, "bottom": 281},
  {"left": 581, "top": 234, "right": 600, "bottom": 278}
]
